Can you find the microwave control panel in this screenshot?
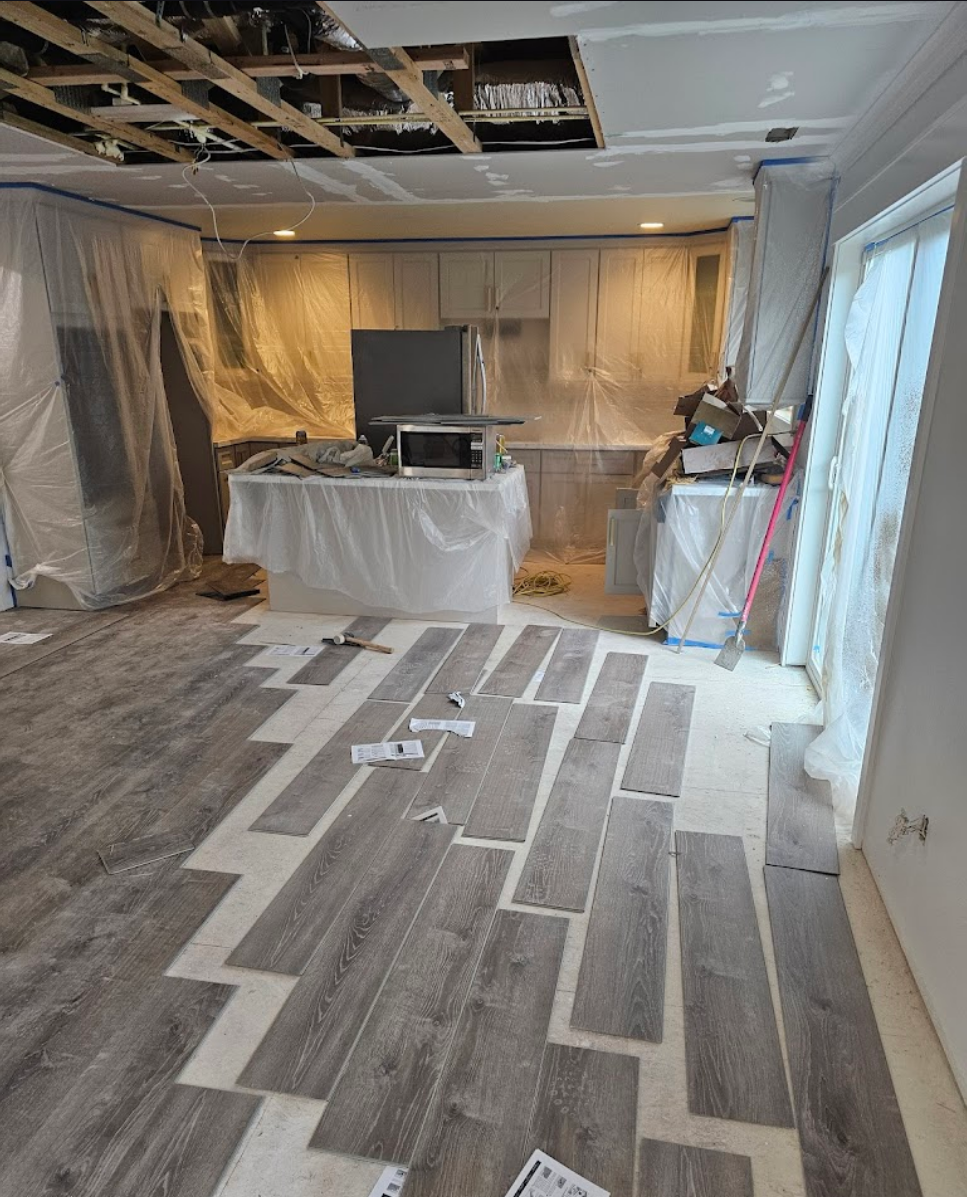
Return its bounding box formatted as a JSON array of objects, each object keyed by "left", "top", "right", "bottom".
[{"left": 470, "top": 440, "right": 484, "bottom": 469}]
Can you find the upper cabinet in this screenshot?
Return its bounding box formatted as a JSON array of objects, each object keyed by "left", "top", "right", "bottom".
[
  {"left": 394, "top": 253, "right": 440, "bottom": 329},
  {"left": 550, "top": 249, "right": 599, "bottom": 380},
  {"left": 495, "top": 251, "right": 550, "bottom": 317},
  {"left": 440, "top": 250, "right": 551, "bottom": 319},
  {"left": 350, "top": 252, "right": 440, "bottom": 330},
  {"left": 440, "top": 252, "right": 494, "bottom": 320},
  {"left": 349, "top": 254, "right": 396, "bottom": 329},
  {"left": 596, "top": 248, "right": 644, "bottom": 383}
]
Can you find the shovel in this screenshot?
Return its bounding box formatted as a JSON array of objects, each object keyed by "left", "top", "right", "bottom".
[{"left": 716, "top": 398, "right": 812, "bottom": 671}]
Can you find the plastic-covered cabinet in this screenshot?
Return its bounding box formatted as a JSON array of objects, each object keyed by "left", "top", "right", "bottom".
[
  {"left": 349, "top": 254, "right": 396, "bottom": 329},
  {"left": 495, "top": 251, "right": 550, "bottom": 317},
  {"left": 550, "top": 249, "right": 599, "bottom": 379},
  {"left": 440, "top": 252, "right": 494, "bottom": 319},
  {"left": 394, "top": 253, "right": 440, "bottom": 329}
]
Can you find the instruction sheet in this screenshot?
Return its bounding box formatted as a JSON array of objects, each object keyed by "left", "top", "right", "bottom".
[
  {"left": 412, "top": 806, "right": 449, "bottom": 825},
  {"left": 409, "top": 718, "right": 475, "bottom": 738},
  {"left": 268, "top": 644, "right": 322, "bottom": 658},
  {"left": 367, "top": 1166, "right": 407, "bottom": 1197},
  {"left": 504, "top": 1151, "right": 608, "bottom": 1197},
  {"left": 351, "top": 740, "right": 425, "bottom": 765},
  {"left": 0, "top": 631, "right": 52, "bottom": 645}
]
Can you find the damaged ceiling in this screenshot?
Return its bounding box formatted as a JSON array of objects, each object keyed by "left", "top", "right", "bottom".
[{"left": 0, "top": 0, "right": 958, "bottom": 233}]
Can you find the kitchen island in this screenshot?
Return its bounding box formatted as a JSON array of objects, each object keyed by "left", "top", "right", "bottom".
[{"left": 224, "top": 467, "right": 531, "bottom": 621}]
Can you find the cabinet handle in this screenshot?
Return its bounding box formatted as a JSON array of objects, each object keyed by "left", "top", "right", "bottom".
[{"left": 608, "top": 517, "right": 616, "bottom": 548}]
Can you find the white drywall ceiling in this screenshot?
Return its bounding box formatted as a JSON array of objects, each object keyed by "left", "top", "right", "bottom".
[{"left": 0, "top": 0, "right": 955, "bottom": 235}]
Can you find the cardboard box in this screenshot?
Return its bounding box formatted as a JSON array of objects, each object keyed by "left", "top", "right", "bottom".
[
  {"left": 690, "top": 395, "right": 742, "bottom": 441},
  {"left": 681, "top": 438, "right": 779, "bottom": 476}
]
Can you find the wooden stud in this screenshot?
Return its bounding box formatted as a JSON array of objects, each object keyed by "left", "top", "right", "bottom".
[
  {"left": 569, "top": 35, "right": 605, "bottom": 148},
  {"left": 0, "top": 104, "right": 119, "bottom": 162}
]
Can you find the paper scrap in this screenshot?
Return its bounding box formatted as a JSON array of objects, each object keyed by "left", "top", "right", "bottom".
[
  {"left": 368, "top": 1166, "right": 408, "bottom": 1197},
  {"left": 505, "top": 1150, "right": 609, "bottom": 1197},
  {"left": 268, "top": 644, "right": 323, "bottom": 658},
  {"left": 412, "top": 806, "right": 449, "bottom": 825},
  {"left": 351, "top": 740, "right": 425, "bottom": 765},
  {"left": 409, "top": 718, "right": 475, "bottom": 738},
  {"left": 0, "top": 631, "right": 53, "bottom": 645},
  {"left": 448, "top": 690, "right": 466, "bottom": 709}
]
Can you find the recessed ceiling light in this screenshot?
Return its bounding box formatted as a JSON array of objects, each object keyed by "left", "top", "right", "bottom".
[
  {"left": 639, "top": 221, "right": 664, "bottom": 230},
  {"left": 273, "top": 228, "right": 297, "bottom": 238}
]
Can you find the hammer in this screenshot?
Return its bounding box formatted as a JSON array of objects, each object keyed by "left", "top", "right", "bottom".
[{"left": 322, "top": 633, "right": 394, "bottom": 654}]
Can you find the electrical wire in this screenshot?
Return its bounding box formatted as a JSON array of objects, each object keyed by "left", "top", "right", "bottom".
[{"left": 513, "top": 570, "right": 572, "bottom": 598}]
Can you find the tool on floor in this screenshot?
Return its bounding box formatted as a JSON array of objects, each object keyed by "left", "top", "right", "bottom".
[
  {"left": 323, "top": 632, "right": 394, "bottom": 654},
  {"left": 716, "top": 396, "right": 813, "bottom": 671},
  {"left": 197, "top": 584, "right": 261, "bottom": 601}
]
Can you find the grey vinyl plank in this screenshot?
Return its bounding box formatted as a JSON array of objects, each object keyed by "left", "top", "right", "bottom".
[
  {"left": 238, "top": 820, "right": 454, "bottom": 1099},
  {"left": 765, "top": 865, "right": 923, "bottom": 1197},
  {"left": 528, "top": 1044, "right": 638, "bottom": 1197},
  {"left": 404, "top": 909, "right": 568, "bottom": 1197},
  {"left": 426, "top": 622, "right": 504, "bottom": 694},
  {"left": 289, "top": 617, "right": 390, "bottom": 685},
  {"left": 0, "top": 609, "right": 131, "bottom": 682},
  {"left": 534, "top": 629, "right": 599, "bottom": 703},
  {"left": 250, "top": 700, "right": 402, "bottom": 835},
  {"left": 574, "top": 651, "right": 648, "bottom": 743},
  {"left": 369, "top": 627, "right": 464, "bottom": 702},
  {"left": 94, "top": 1084, "right": 262, "bottom": 1197},
  {"left": 462, "top": 703, "right": 557, "bottom": 842},
  {"left": 311, "top": 845, "right": 513, "bottom": 1162},
  {"left": 571, "top": 797, "right": 672, "bottom": 1042},
  {"left": 98, "top": 829, "right": 194, "bottom": 874},
  {"left": 408, "top": 696, "right": 514, "bottom": 823},
  {"left": 622, "top": 681, "right": 695, "bottom": 796},
  {"left": 477, "top": 623, "right": 561, "bottom": 697},
  {"left": 767, "top": 723, "right": 839, "bottom": 876},
  {"left": 513, "top": 738, "right": 620, "bottom": 911},
  {"left": 373, "top": 693, "right": 458, "bottom": 771},
  {"left": 638, "top": 1138, "right": 754, "bottom": 1197},
  {"left": 228, "top": 769, "right": 423, "bottom": 974},
  {"left": 676, "top": 832, "right": 793, "bottom": 1127}
]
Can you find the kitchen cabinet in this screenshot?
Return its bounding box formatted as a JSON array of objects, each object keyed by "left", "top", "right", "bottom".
[
  {"left": 596, "top": 249, "right": 643, "bottom": 382},
  {"left": 495, "top": 251, "right": 550, "bottom": 317},
  {"left": 440, "top": 250, "right": 550, "bottom": 319},
  {"left": 394, "top": 253, "right": 440, "bottom": 329},
  {"left": 550, "top": 249, "right": 599, "bottom": 380},
  {"left": 349, "top": 254, "right": 396, "bottom": 329},
  {"left": 440, "top": 252, "right": 494, "bottom": 319},
  {"left": 510, "top": 448, "right": 542, "bottom": 541},
  {"left": 538, "top": 448, "right": 644, "bottom": 558},
  {"left": 605, "top": 509, "right": 645, "bottom": 594}
]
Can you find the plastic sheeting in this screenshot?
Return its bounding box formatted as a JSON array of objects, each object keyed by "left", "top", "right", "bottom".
[
  {"left": 805, "top": 208, "right": 952, "bottom": 803},
  {"left": 721, "top": 218, "right": 753, "bottom": 373},
  {"left": 223, "top": 466, "right": 531, "bottom": 615}
]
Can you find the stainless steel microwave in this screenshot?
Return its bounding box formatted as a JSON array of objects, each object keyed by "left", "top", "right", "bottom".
[{"left": 397, "top": 424, "right": 498, "bottom": 480}]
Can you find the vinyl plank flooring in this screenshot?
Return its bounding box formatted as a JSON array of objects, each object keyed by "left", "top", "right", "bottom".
[
  {"left": 311, "top": 845, "right": 513, "bottom": 1162},
  {"left": 373, "top": 693, "right": 459, "bottom": 771},
  {"left": 513, "top": 738, "right": 620, "bottom": 911},
  {"left": 622, "top": 681, "right": 695, "bottom": 796},
  {"left": 767, "top": 723, "right": 839, "bottom": 876},
  {"left": 289, "top": 617, "right": 390, "bottom": 686},
  {"left": 463, "top": 703, "right": 557, "bottom": 842},
  {"left": 238, "top": 820, "right": 454, "bottom": 1099},
  {"left": 369, "top": 627, "right": 464, "bottom": 702},
  {"left": 426, "top": 622, "right": 504, "bottom": 694},
  {"left": 404, "top": 909, "right": 568, "bottom": 1197},
  {"left": 638, "top": 1138, "right": 754, "bottom": 1197},
  {"left": 528, "top": 1044, "right": 638, "bottom": 1197},
  {"left": 534, "top": 629, "right": 599, "bottom": 703},
  {"left": 250, "top": 700, "right": 402, "bottom": 835},
  {"left": 676, "top": 832, "right": 793, "bottom": 1127},
  {"left": 98, "top": 829, "right": 194, "bottom": 874},
  {"left": 408, "top": 696, "right": 513, "bottom": 823},
  {"left": 0, "top": 609, "right": 131, "bottom": 682},
  {"left": 477, "top": 624, "right": 560, "bottom": 697},
  {"left": 765, "top": 865, "right": 923, "bottom": 1197},
  {"left": 571, "top": 797, "right": 672, "bottom": 1042},
  {"left": 574, "top": 651, "right": 648, "bottom": 743},
  {"left": 228, "top": 769, "right": 423, "bottom": 974}
]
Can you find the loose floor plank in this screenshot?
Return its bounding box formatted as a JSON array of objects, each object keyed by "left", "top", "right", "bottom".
[
  {"left": 765, "top": 866, "right": 923, "bottom": 1197},
  {"left": 477, "top": 624, "right": 560, "bottom": 697},
  {"left": 638, "top": 1138, "right": 754, "bottom": 1197},
  {"left": 426, "top": 622, "right": 504, "bottom": 694},
  {"left": 404, "top": 909, "right": 568, "bottom": 1197},
  {"left": 528, "top": 1044, "right": 638, "bottom": 1197},
  {"left": 676, "top": 832, "right": 793, "bottom": 1127},
  {"left": 289, "top": 617, "right": 390, "bottom": 686},
  {"left": 228, "top": 770, "right": 423, "bottom": 974},
  {"left": 369, "top": 627, "right": 464, "bottom": 702},
  {"left": 463, "top": 703, "right": 557, "bottom": 842},
  {"left": 311, "top": 845, "right": 513, "bottom": 1162},
  {"left": 514, "top": 738, "right": 620, "bottom": 911},
  {"left": 408, "top": 696, "right": 513, "bottom": 823},
  {"left": 574, "top": 651, "right": 648, "bottom": 743},
  {"left": 238, "top": 821, "right": 454, "bottom": 1099},
  {"left": 767, "top": 723, "right": 839, "bottom": 875},
  {"left": 95, "top": 1083, "right": 262, "bottom": 1197},
  {"left": 98, "top": 829, "right": 193, "bottom": 874},
  {"left": 622, "top": 681, "right": 695, "bottom": 796},
  {"left": 534, "top": 628, "right": 599, "bottom": 703},
  {"left": 250, "top": 701, "right": 402, "bottom": 835},
  {"left": 571, "top": 797, "right": 671, "bottom": 1042}
]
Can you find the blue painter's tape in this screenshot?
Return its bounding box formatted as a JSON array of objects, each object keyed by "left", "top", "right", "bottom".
[
  {"left": 717, "top": 611, "right": 742, "bottom": 618},
  {"left": 0, "top": 182, "right": 202, "bottom": 231}
]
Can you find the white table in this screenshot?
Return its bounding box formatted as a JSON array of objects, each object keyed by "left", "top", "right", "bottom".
[{"left": 224, "top": 467, "right": 531, "bottom": 621}]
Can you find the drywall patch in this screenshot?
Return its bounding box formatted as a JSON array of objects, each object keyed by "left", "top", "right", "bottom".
[
  {"left": 759, "top": 73, "right": 796, "bottom": 109},
  {"left": 551, "top": 1, "right": 617, "bottom": 15},
  {"left": 283, "top": 160, "right": 374, "bottom": 204},
  {"left": 614, "top": 117, "right": 849, "bottom": 140},
  {"left": 591, "top": 159, "right": 624, "bottom": 168},
  {"left": 342, "top": 160, "right": 420, "bottom": 203}
]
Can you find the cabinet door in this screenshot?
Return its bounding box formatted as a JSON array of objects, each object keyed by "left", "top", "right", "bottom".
[
  {"left": 596, "top": 249, "right": 642, "bottom": 382},
  {"left": 439, "top": 252, "right": 494, "bottom": 319},
  {"left": 495, "top": 250, "right": 550, "bottom": 318},
  {"left": 301, "top": 253, "right": 354, "bottom": 432},
  {"left": 605, "top": 510, "right": 644, "bottom": 594},
  {"left": 550, "top": 249, "right": 599, "bottom": 380},
  {"left": 394, "top": 252, "right": 440, "bottom": 329},
  {"left": 349, "top": 253, "right": 396, "bottom": 329}
]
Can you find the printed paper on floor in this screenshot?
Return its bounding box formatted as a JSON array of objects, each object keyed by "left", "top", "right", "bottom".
[
  {"left": 268, "top": 644, "right": 323, "bottom": 658},
  {"left": 412, "top": 806, "right": 449, "bottom": 825},
  {"left": 351, "top": 740, "right": 425, "bottom": 765},
  {"left": 0, "top": 631, "right": 53, "bottom": 645},
  {"left": 368, "top": 1165, "right": 408, "bottom": 1197},
  {"left": 409, "top": 718, "right": 476, "bottom": 738},
  {"left": 504, "top": 1150, "right": 609, "bottom": 1197}
]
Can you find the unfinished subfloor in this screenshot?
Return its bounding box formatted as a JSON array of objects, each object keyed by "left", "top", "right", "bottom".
[{"left": 1, "top": 559, "right": 965, "bottom": 1197}]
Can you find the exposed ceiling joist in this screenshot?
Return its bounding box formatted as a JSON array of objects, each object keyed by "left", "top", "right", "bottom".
[
  {"left": 0, "top": 1, "right": 289, "bottom": 160},
  {"left": 26, "top": 47, "right": 470, "bottom": 87},
  {"left": 568, "top": 36, "right": 604, "bottom": 149},
  {"left": 315, "top": 3, "right": 481, "bottom": 154},
  {"left": 0, "top": 63, "right": 193, "bottom": 162},
  {"left": 0, "top": 103, "right": 119, "bottom": 163},
  {"left": 84, "top": 1, "right": 354, "bottom": 159}
]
